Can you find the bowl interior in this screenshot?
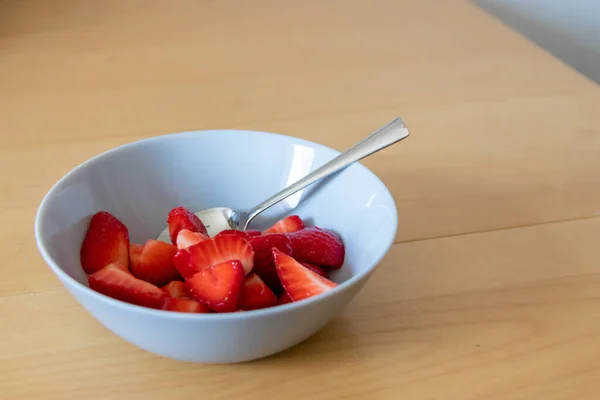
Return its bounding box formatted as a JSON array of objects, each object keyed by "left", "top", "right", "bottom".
[{"left": 36, "top": 130, "right": 398, "bottom": 291}]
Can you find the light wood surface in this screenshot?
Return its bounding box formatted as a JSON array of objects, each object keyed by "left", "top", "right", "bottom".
[{"left": 2, "top": 0, "right": 600, "bottom": 398}]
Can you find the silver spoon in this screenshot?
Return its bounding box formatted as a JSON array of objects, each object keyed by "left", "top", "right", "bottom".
[{"left": 157, "top": 117, "right": 409, "bottom": 239}]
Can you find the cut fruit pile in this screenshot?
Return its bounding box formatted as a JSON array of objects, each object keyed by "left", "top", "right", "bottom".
[{"left": 80, "top": 207, "right": 345, "bottom": 313}]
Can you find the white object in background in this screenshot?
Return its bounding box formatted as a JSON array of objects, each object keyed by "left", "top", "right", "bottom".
[{"left": 475, "top": 0, "right": 600, "bottom": 84}]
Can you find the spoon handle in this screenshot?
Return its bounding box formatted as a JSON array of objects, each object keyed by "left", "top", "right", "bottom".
[{"left": 246, "top": 117, "right": 410, "bottom": 224}]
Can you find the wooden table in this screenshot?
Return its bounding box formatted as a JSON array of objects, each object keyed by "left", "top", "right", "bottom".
[{"left": 2, "top": 1, "right": 600, "bottom": 398}]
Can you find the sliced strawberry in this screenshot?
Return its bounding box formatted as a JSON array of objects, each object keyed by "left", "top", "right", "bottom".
[
  {"left": 248, "top": 233, "right": 293, "bottom": 294},
  {"left": 167, "top": 206, "right": 209, "bottom": 244},
  {"left": 286, "top": 227, "right": 345, "bottom": 268},
  {"left": 80, "top": 211, "right": 130, "bottom": 274},
  {"left": 162, "top": 297, "right": 210, "bottom": 313},
  {"left": 173, "top": 235, "right": 254, "bottom": 279},
  {"left": 129, "top": 239, "right": 179, "bottom": 286},
  {"left": 273, "top": 248, "right": 337, "bottom": 302},
  {"left": 176, "top": 228, "right": 209, "bottom": 250},
  {"left": 238, "top": 273, "right": 278, "bottom": 311},
  {"left": 215, "top": 229, "right": 262, "bottom": 240},
  {"left": 301, "top": 262, "right": 328, "bottom": 278},
  {"left": 278, "top": 292, "right": 293, "bottom": 305},
  {"left": 161, "top": 281, "right": 191, "bottom": 299},
  {"left": 263, "top": 215, "right": 305, "bottom": 234},
  {"left": 88, "top": 262, "right": 166, "bottom": 308},
  {"left": 185, "top": 260, "right": 245, "bottom": 313}
]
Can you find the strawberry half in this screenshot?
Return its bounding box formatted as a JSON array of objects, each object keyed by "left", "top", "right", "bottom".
[
  {"left": 162, "top": 297, "right": 210, "bottom": 313},
  {"left": 167, "top": 206, "right": 209, "bottom": 244},
  {"left": 129, "top": 240, "right": 180, "bottom": 286},
  {"left": 173, "top": 235, "right": 254, "bottom": 279},
  {"left": 88, "top": 262, "right": 166, "bottom": 309},
  {"left": 248, "top": 233, "right": 293, "bottom": 294},
  {"left": 301, "top": 262, "right": 328, "bottom": 278},
  {"left": 185, "top": 260, "right": 245, "bottom": 313},
  {"left": 273, "top": 248, "right": 338, "bottom": 302},
  {"left": 161, "top": 281, "right": 191, "bottom": 299},
  {"left": 286, "top": 227, "right": 345, "bottom": 268},
  {"left": 176, "top": 229, "right": 209, "bottom": 250},
  {"left": 80, "top": 211, "right": 130, "bottom": 274},
  {"left": 263, "top": 215, "right": 305, "bottom": 234},
  {"left": 238, "top": 273, "right": 278, "bottom": 311}
]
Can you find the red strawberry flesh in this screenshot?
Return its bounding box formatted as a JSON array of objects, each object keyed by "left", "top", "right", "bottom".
[
  {"left": 129, "top": 244, "right": 144, "bottom": 269},
  {"left": 301, "top": 262, "right": 328, "bottom": 278},
  {"left": 80, "top": 211, "right": 130, "bottom": 274},
  {"left": 88, "top": 263, "right": 166, "bottom": 309},
  {"left": 287, "top": 227, "right": 345, "bottom": 268},
  {"left": 173, "top": 235, "right": 254, "bottom": 279},
  {"left": 238, "top": 273, "right": 278, "bottom": 310},
  {"left": 263, "top": 215, "right": 305, "bottom": 234},
  {"left": 161, "top": 281, "right": 191, "bottom": 299},
  {"left": 176, "top": 229, "right": 209, "bottom": 250},
  {"left": 162, "top": 297, "right": 210, "bottom": 313},
  {"left": 185, "top": 259, "right": 245, "bottom": 313},
  {"left": 216, "top": 229, "right": 262, "bottom": 241},
  {"left": 248, "top": 233, "right": 293, "bottom": 294},
  {"left": 129, "top": 239, "right": 180, "bottom": 286},
  {"left": 167, "top": 206, "right": 209, "bottom": 244},
  {"left": 278, "top": 291, "right": 293, "bottom": 305},
  {"left": 273, "top": 248, "right": 338, "bottom": 302}
]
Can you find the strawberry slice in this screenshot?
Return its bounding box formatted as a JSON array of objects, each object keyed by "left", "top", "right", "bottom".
[
  {"left": 278, "top": 292, "right": 293, "bottom": 305},
  {"left": 301, "top": 262, "right": 328, "bottom": 278},
  {"left": 238, "top": 273, "right": 278, "bottom": 310},
  {"left": 162, "top": 297, "right": 210, "bottom": 313},
  {"left": 273, "top": 248, "right": 338, "bottom": 302},
  {"left": 88, "top": 263, "right": 166, "bottom": 308},
  {"left": 161, "top": 281, "right": 191, "bottom": 299},
  {"left": 248, "top": 233, "right": 293, "bottom": 294},
  {"left": 80, "top": 211, "right": 130, "bottom": 274},
  {"left": 185, "top": 260, "right": 245, "bottom": 313},
  {"left": 286, "top": 227, "right": 345, "bottom": 268},
  {"left": 167, "top": 206, "right": 209, "bottom": 244},
  {"left": 176, "top": 229, "right": 209, "bottom": 250},
  {"left": 263, "top": 215, "right": 305, "bottom": 234},
  {"left": 215, "top": 229, "right": 262, "bottom": 240},
  {"left": 129, "top": 240, "right": 180, "bottom": 286},
  {"left": 173, "top": 235, "right": 254, "bottom": 279}
]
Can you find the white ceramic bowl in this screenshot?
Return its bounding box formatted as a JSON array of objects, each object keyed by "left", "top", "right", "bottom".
[{"left": 34, "top": 129, "right": 398, "bottom": 364}]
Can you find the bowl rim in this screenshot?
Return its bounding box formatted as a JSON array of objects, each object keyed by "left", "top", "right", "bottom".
[{"left": 34, "top": 128, "right": 399, "bottom": 320}]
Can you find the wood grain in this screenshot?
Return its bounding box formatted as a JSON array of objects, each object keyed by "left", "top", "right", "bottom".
[{"left": 1, "top": 0, "right": 600, "bottom": 398}]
